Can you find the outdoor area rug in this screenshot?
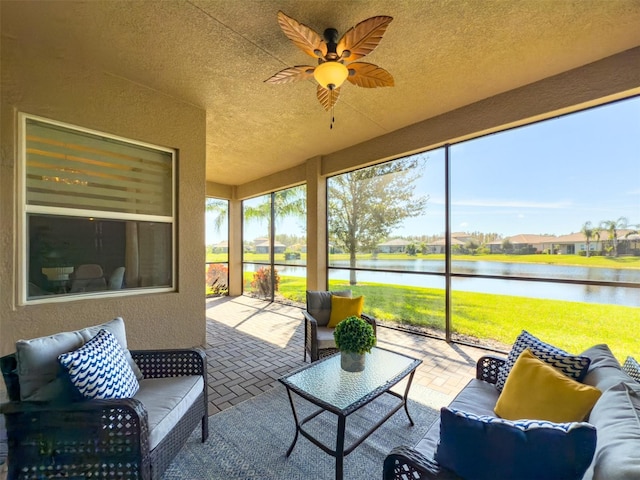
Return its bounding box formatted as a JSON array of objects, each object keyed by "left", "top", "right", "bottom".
[{"left": 162, "top": 383, "right": 450, "bottom": 479}]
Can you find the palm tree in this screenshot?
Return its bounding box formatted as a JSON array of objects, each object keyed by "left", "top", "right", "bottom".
[
  {"left": 599, "top": 217, "right": 628, "bottom": 257},
  {"left": 580, "top": 221, "right": 596, "bottom": 258},
  {"left": 205, "top": 198, "right": 228, "bottom": 233},
  {"left": 593, "top": 229, "right": 601, "bottom": 255},
  {"left": 243, "top": 186, "right": 306, "bottom": 238}
]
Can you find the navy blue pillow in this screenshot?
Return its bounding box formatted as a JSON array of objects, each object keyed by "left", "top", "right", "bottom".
[{"left": 435, "top": 407, "right": 597, "bottom": 480}]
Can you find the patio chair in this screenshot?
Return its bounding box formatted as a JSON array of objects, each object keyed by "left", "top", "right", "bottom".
[
  {"left": 303, "top": 290, "right": 377, "bottom": 362},
  {"left": 69, "top": 263, "right": 107, "bottom": 292},
  {"left": 108, "top": 266, "right": 126, "bottom": 290},
  {"left": 0, "top": 318, "right": 208, "bottom": 480}
]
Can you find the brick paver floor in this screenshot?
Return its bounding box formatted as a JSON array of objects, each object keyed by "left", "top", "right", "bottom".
[
  {"left": 0, "top": 295, "right": 501, "bottom": 477},
  {"left": 205, "top": 295, "right": 496, "bottom": 415}
]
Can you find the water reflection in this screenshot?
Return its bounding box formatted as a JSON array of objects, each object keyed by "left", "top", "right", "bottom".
[
  {"left": 328, "top": 259, "right": 640, "bottom": 283},
  {"left": 244, "top": 262, "right": 640, "bottom": 307}
]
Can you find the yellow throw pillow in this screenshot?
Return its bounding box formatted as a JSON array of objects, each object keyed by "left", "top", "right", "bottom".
[
  {"left": 495, "top": 348, "right": 601, "bottom": 423},
  {"left": 327, "top": 295, "right": 364, "bottom": 328}
]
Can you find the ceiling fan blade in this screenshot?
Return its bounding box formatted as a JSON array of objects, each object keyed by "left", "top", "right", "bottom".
[
  {"left": 265, "top": 66, "right": 315, "bottom": 84},
  {"left": 337, "top": 16, "right": 392, "bottom": 61},
  {"left": 277, "top": 11, "right": 327, "bottom": 59},
  {"left": 317, "top": 85, "right": 340, "bottom": 111},
  {"left": 347, "top": 62, "right": 394, "bottom": 88}
]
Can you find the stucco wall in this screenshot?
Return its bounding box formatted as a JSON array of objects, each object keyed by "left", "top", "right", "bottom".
[{"left": 0, "top": 41, "right": 206, "bottom": 354}]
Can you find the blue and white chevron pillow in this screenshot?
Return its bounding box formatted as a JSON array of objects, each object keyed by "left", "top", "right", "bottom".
[
  {"left": 58, "top": 329, "right": 139, "bottom": 399},
  {"left": 496, "top": 330, "right": 591, "bottom": 391},
  {"left": 436, "top": 407, "right": 597, "bottom": 480}
]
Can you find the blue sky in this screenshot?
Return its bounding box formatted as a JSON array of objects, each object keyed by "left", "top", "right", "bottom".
[
  {"left": 207, "top": 96, "right": 639, "bottom": 244},
  {"left": 399, "top": 96, "right": 640, "bottom": 238}
]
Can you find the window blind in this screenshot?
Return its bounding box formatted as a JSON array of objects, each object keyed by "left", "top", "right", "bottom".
[{"left": 25, "top": 119, "right": 172, "bottom": 217}]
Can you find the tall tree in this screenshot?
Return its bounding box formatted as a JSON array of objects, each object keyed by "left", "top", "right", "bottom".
[
  {"left": 328, "top": 158, "right": 428, "bottom": 285},
  {"left": 599, "top": 217, "right": 628, "bottom": 257},
  {"left": 580, "top": 221, "right": 596, "bottom": 258}
]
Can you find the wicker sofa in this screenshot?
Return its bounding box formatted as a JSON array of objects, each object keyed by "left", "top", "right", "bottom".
[
  {"left": 0, "top": 317, "right": 208, "bottom": 480},
  {"left": 383, "top": 343, "right": 640, "bottom": 480}
]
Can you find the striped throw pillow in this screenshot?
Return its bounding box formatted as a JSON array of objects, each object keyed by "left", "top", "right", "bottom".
[
  {"left": 496, "top": 330, "right": 591, "bottom": 391},
  {"left": 58, "top": 329, "right": 139, "bottom": 399},
  {"left": 623, "top": 356, "right": 640, "bottom": 382}
]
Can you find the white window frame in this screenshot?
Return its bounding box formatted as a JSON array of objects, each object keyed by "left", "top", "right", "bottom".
[{"left": 18, "top": 113, "right": 177, "bottom": 304}]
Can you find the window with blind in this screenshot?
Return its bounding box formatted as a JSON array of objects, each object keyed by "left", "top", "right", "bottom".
[{"left": 21, "top": 114, "right": 175, "bottom": 302}]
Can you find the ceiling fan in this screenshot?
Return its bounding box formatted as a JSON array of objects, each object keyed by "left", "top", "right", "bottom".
[{"left": 265, "top": 11, "right": 394, "bottom": 116}]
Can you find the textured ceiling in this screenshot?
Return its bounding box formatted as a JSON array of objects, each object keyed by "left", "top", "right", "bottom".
[{"left": 3, "top": 0, "right": 640, "bottom": 186}]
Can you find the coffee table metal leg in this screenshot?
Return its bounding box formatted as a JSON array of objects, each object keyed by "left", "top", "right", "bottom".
[
  {"left": 335, "top": 415, "right": 346, "bottom": 480},
  {"left": 284, "top": 387, "right": 300, "bottom": 456},
  {"left": 402, "top": 371, "right": 417, "bottom": 426}
]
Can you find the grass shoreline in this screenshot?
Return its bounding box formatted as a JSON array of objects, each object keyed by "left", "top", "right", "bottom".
[{"left": 241, "top": 272, "right": 639, "bottom": 361}]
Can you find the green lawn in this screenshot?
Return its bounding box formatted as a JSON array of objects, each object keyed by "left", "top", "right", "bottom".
[{"left": 242, "top": 271, "right": 638, "bottom": 361}]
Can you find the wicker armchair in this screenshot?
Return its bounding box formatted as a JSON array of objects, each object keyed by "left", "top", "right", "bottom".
[
  {"left": 383, "top": 355, "right": 506, "bottom": 480},
  {"left": 0, "top": 347, "right": 208, "bottom": 480},
  {"left": 303, "top": 290, "right": 377, "bottom": 362}
]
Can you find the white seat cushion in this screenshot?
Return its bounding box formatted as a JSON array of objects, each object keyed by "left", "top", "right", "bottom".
[
  {"left": 134, "top": 375, "right": 203, "bottom": 450},
  {"left": 316, "top": 327, "right": 337, "bottom": 350}
]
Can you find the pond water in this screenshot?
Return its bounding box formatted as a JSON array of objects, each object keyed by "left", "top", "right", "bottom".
[
  {"left": 245, "top": 259, "right": 640, "bottom": 307},
  {"left": 333, "top": 259, "right": 640, "bottom": 283}
]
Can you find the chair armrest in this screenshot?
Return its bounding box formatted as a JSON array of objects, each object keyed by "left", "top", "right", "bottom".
[
  {"left": 131, "top": 348, "right": 206, "bottom": 379},
  {"left": 302, "top": 309, "right": 318, "bottom": 327},
  {"left": 384, "top": 445, "right": 447, "bottom": 480},
  {"left": 1, "top": 398, "right": 151, "bottom": 477},
  {"left": 1, "top": 396, "right": 145, "bottom": 415},
  {"left": 361, "top": 313, "right": 378, "bottom": 336},
  {"left": 476, "top": 355, "right": 507, "bottom": 384},
  {"left": 303, "top": 310, "right": 320, "bottom": 360},
  {"left": 0, "top": 353, "right": 20, "bottom": 401}
]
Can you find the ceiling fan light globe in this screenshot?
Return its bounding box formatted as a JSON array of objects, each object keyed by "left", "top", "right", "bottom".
[{"left": 314, "top": 61, "right": 349, "bottom": 89}]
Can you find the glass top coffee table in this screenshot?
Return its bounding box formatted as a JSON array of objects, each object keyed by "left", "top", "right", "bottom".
[{"left": 279, "top": 347, "right": 422, "bottom": 480}]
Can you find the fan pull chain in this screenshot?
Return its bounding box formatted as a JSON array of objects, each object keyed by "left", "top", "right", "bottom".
[{"left": 330, "top": 89, "right": 336, "bottom": 130}]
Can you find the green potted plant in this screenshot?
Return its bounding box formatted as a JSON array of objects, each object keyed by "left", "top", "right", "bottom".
[{"left": 333, "top": 315, "right": 376, "bottom": 372}]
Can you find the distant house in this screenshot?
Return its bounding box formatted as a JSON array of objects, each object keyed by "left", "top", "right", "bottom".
[
  {"left": 378, "top": 239, "right": 411, "bottom": 253},
  {"left": 427, "top": 237, "right": 465, "bottom": 254},
  {"left": 254, "top": 239, "right": 286, "bottom": 254},
  {"left": 451, "top": 232, "right": 474, "bottom": 244},
  {"left": 626, "top": 233, "right": 640, "bottom": 254},
  {"left": 488, "top": 234, "right": 556, "bottom": 254},
  {"left": 553, "top": 232, "right": 592, "bottom": 254},
  {"left": 212, "top": 240, "right": 228, "bottom": 253},
  {"left": 555, "top": 229, "right": 637, "bottom": 255}
]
